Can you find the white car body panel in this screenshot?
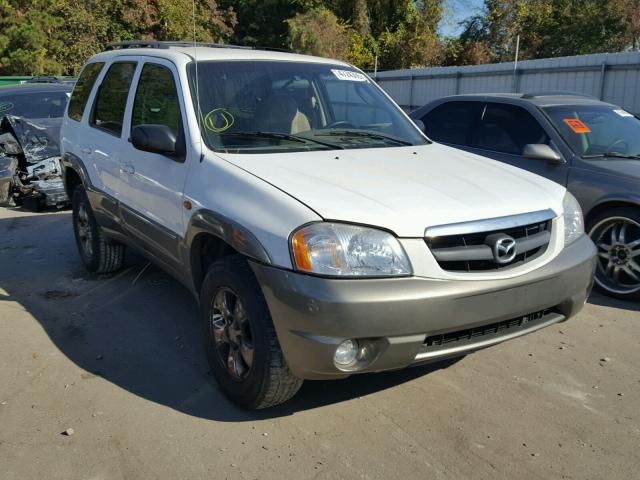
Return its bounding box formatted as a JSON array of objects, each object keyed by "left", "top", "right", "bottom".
[
  {"left": 212, "top": 142, "right": 567, "bottom": 279},
  {"left": 62, "top": 45, "right": 570, "bottom": 279},
  {"left": 215, "top": 143, "right": 566, "bottom": 237},
  {"left": 183, "top": 153, "right": 322, "bottom": 268}
]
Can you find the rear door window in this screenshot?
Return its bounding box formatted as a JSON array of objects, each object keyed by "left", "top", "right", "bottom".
[
  {"left": 91, "top": 62, "right": 137, "bottom": 136},
  {"left": 420, "top": 101, "right": 483, "bottom": 146},
  {"left": 68, "top": 62, "right": 104, "bottom": 122},
  {"left": 474, "top": 103, "right": 549, "bottom": 155}
]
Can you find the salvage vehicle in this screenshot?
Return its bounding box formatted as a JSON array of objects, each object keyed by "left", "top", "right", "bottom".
[
  {"left": 60, "top": 42, "right": 596, "bottom": 409},
  {"left": 0, "top": 83, "right": 72, "bottom": 209},
  {"left": 410, "top": 93, "right": 640, "bottom": 301}
]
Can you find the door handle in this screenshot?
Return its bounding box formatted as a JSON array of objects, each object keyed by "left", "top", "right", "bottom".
[
  {"left": 81, "top": 147, "right": 92, "bottom": 155},
  {"left": 120, "top": 162, "right": 135, "bottom": 174}
]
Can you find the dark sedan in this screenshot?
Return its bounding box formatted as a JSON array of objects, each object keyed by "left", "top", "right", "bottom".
[{"left": 410, "top": 93, "right": 640, "bottom": 301}]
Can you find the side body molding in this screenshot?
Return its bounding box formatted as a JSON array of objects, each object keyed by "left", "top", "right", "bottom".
[{"left": 62, "top": 153, "right": 272, "bottom": 297}]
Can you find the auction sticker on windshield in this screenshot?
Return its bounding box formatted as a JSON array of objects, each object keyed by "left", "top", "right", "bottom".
[
  {"left": 563, "top": 118, "right": 591, "bottom": 133},
  {"left": 331, "top": 69, "right": 368, "bottom": 82}
]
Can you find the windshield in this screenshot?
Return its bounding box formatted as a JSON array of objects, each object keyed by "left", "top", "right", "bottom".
[
  {"left": 543, "top": 105, "right": 640, "bottom": 158},
  {"left": 0, "top": 91, "right": 70, "bottom": 119},
  {"left": 187, "top": 61, "right": 427, "bottom": 153}
]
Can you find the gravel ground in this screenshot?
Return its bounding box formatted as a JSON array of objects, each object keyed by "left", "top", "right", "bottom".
[{"left": 1, "top": 207, "right": 639, "bottom": 480}]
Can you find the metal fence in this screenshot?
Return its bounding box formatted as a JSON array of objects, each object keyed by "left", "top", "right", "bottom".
[
  {"left": 0, "top": 76, "right": 33, "bottom": 86},
  {"left": 374, "top": 52, "right": 640, "bottom": 114}
]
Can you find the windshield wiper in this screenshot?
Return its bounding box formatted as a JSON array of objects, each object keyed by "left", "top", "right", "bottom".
[
  {"left": 583, "top": 152, "right": 640, "bottom": 159},
  {"left": 219, "top": 131, "right": 343, "bottom": 150},
  {"left": 314, "top": 129, "right": 413, "bottom": 146}
]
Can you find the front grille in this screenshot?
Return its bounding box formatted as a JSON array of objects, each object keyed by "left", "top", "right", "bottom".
[
  {"left": 423, "top": 309, "right": 552, "bottom": 351},
  {"left": 426, "top": 219, "right": 552, "bottom": 272}
]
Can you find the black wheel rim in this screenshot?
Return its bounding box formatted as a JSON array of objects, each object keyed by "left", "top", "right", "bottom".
[
  {"left": 209, "top": 288, "right": 254, "bottom": 380},
  {"left": 76, "top": 202, "right": 93, "bottom": 258},
  {"left": 590, "top": 216, "right": 640, "bottom": 295}
]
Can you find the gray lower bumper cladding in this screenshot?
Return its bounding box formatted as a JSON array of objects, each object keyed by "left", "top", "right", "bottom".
[{"left": 251, "top": 235, "right": 597, "bottom": 380}]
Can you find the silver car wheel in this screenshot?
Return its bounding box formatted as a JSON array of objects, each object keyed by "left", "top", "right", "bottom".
[
  {"left": 590, "top": 216, "right": 640, "bottom": 295},
  {"left": 209, "top": 287, "right": 254, "bottom": 380},
  {"left": 76, "top": 202, "right": 93, "bottom": 258}
]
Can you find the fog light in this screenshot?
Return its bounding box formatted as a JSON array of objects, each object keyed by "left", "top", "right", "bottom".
[{"left": 334, "top": 339, "right": 359, "bottom": 366}]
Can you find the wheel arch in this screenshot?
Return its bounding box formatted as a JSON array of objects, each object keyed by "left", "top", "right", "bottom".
[
  {"left": 61, "top": 152, "right": 91, "bottom": 198},
  {"left": 585, "top": 198, "right": 640, "bottom": 227},
  {"left": 186, "top": 209, "right": 272, "bottom": 293}
]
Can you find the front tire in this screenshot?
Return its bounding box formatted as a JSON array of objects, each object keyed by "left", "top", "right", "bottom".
[
  {"left": 71, "top": 185, "right": 125, "bottom": 273},
  {"left": 200, "top": 255, "right": 302, "bottom": 409},
  {"left": 588, "top": 207, "right": 640, "bottom": 302}
]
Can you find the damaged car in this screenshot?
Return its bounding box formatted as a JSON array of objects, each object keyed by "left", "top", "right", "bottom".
[
  {"left": 0, "top": 82, "right": 72, "bottom": 209},
  {"left": 0, "top": 115, "right": 67, "bottom": 209}
]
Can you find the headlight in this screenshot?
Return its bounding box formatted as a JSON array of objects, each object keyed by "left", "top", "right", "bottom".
[
  {"left": 563, "top": 191, "right": 584, "bottom": 245},
  {"left": 290, "top": 222, "right": 412, "bottom": 277}
]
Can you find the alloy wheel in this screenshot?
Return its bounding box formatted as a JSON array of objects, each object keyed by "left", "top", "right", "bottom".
[
  {"left": 76, "top": 202, "right": 93, "bottom": 258},
  {"left": 209, "top": 288, "right": 254, "bottom": 380},
  {"left": 590, "top": 216, "right": 640, "bottom": 295}
]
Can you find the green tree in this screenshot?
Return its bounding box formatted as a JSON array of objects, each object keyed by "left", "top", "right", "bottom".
[
  {"left": 220, "top": 0, "right": 305, "bottom": 48},
  {"left": 454, "top": 0, "right": 631, "bottom": 65},
  {"left": 377, "top": 0, "right": 444, "bottom": 69},
  {"left": 0, "top": 0, "right": 64, "bottom": 75},
  {"left": 0, "top": 0, "right": 237, "bottom": 76},
  {"left": 287, "top": 7, "right": 351, "bottom": 60}
]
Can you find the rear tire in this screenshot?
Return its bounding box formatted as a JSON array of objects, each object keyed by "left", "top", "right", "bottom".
[
  {"left": 71, "top": 185, "right": 125, "bottom": 273},
  {"left": 587, "top": 207, "right": 640, "bottom": 302},
  {"left": 200, "top": 255, "right": 302, "bottom": 409}
]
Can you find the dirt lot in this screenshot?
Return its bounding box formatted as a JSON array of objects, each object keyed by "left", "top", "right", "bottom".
[{"left": 1, "top": 207, "right": 639, "bottom": 480}]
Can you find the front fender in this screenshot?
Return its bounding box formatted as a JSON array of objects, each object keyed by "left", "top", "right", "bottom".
[
  {"left": 61, "top": 152, "right": 93, "bottom": 193},
  {"left": 185, "top": 208, "right": 272, "bottom": 265}
]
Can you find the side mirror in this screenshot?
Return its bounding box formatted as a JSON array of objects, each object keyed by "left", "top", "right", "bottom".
[
  {"left": 522, "top": 143, "right": 564, "bottom": 165},
  {"left": 413, "top": 119, "right": 426, "bottom": 132},
  {"left": 131, "top": 124, "right": 177, "bottom": 156}
]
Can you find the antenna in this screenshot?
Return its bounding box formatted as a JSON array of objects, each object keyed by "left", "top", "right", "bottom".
[{"left": 192, "top": 0, "right": 204, "bottom": 162}]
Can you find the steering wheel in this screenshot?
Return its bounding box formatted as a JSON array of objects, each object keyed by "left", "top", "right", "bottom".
[
  {"left": 604, "top": 138, "right": 629, "bottom": 154},
  {"left": 327, "top": 120, "right": 357, "bottom": 129}
]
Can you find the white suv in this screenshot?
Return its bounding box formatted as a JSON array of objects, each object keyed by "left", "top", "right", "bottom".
[{"left": 61, "top": 41, "right": 596, "bottom": 409}]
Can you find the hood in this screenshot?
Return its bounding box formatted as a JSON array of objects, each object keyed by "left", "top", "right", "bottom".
[
  {"left": 216, "top": 143, "right": 565, "bottom": 237},
  {"left": 0, "top": 115, "right": 61, "bottom": 164}
]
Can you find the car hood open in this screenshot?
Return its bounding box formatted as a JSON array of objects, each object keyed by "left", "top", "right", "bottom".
[{"left": 217, "top": 143, "right": 565, "bottom": 237}]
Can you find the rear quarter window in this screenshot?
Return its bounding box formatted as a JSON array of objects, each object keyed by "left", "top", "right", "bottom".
[
  {"left": 420, "top": 101, "right": 483, "bottom": 146},
  {"left": 68, "top": 62, "right": 105, "bottom": 122}
]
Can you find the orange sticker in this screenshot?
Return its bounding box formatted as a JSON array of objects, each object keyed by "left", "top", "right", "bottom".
[{"left": 563, "top": 118, "right": 591, "bottom": 133}]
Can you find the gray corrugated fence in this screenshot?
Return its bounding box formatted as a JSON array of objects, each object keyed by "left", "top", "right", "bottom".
[{"left": 374, "top": 52, "right": 640, "bottom": 114}]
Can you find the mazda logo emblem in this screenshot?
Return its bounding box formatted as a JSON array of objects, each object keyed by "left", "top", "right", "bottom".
[{"left": 493, "top": 235, "right": 517, "bottom": 264}]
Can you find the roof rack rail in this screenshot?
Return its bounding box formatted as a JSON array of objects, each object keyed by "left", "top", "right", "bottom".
[
  {"left": 256, "top": 46, "right": 293, "bottom": 53},
  {"left": 104, "top": 41, "right": 169, "bottom": 51},
  {"left": 104, "top": 40, "right": 253, "bottom": 52},
  {"left": 521, "top": 91, "right": 597, "bottom": 99}
]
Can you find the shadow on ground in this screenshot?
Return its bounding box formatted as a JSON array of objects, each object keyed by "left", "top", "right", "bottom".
[
  {"left": 0, "top": 210, "right": 458, "bottom": 422},
  {"left": 588, "top": 291, "right": 640, "bottom": 312}
]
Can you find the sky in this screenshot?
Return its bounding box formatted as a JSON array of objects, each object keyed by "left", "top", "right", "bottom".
[{"left": 439, "top": 0, "right": 484, "bottom": 38}]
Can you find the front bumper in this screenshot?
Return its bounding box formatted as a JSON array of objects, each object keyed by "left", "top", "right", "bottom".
[{"left": 251, "top": 235, "right": 596, "bottom": 380}]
